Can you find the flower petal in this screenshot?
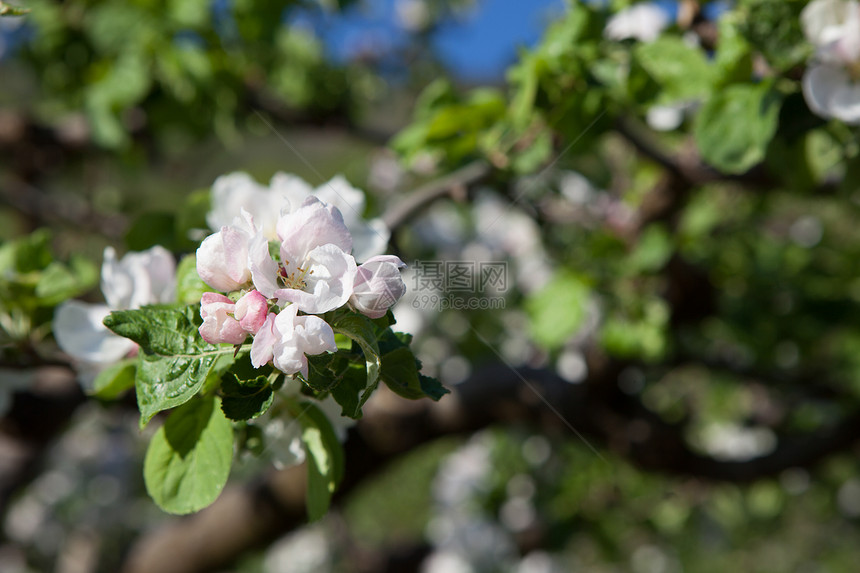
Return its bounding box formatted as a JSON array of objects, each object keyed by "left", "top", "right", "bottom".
[
  {"left": 351, "top": 217, "right": 391, "bottom": 263},
  {"left": 604, "top": 3, "right": 669, "bottom": 43},
  {"left": 802, "top": 0, "right": 853, "bottom": 46},
  {"left": 803, "top": 63, "right": 860, "bottom": 124},
  {"left": 208, "top": 172, "right": 269, "bottom": 228},
  {"left": 277, "top": 196, "right": 353, "bottom": 261},
  {"left": 251, "top": 312, "right": 279, "bottom": 368},
  {"left": 54, "top": 301, "right": 135, "bottom": 364},
  {"left": 275, "top": 244, "right": 357, "bottom": 314},
  {"left": 350, "top": 255, "right": 407, "bottom": 319},
  {"left": 249, "top": 231, "right": 281, "bottom": 299},
  {"left": 100, "top": 247, "right": 134, "bottom": 310},
  {"left": 197, "top": 225, "right": 251, "bottom": 292},
  {"left": 272, "top": 305, "right": 336, "bottom": 377},
  {"left": 294, "top": 314, "right": 338, "bottom": 356},
  {"left": 313, "top": 175, "right": 367, "bottom": 222}
]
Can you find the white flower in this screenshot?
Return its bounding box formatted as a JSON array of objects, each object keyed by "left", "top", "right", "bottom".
[
  {"left": 604, "top": 3, "right": 670, "bottom": 43},
  {"left": 646, "top": 103, "right": 685, "bottom": 131},
  {"left": 251, "top": 197, "right": 358, "bottom": 315},
  {"left": 207, "top": 172, "right": 390, "bottom": 263},
  {"left": 312, "top": 175, "right": 390, "bottom": 263},
  {"left": 207, "top": 172, "right": 298, "bottom": 239},
  {"left": 801, "top": 0, "right": 860, "bottom": 123},
  {"left": 250, "top": 304, "right": 337, "bottom": 378},
  {"left": 272, "top": 304, "right": 338, "bottom": 378},
  {"left": 395, "top": 0, "right": 432, "bottom": 32},
  {"left": 53, "top": 246, "right": 176, "bottom": 387},
  {"left": 257, "top": 393, "right": 355, "bottom": 469}
]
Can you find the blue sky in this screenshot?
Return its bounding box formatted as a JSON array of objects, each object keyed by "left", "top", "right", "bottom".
[{"left": 294, "top": 0, "right": 566, "bottom": 82}]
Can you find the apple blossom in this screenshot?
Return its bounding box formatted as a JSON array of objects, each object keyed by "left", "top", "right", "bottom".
[
  {"left": 54, "top": 246, "right": 176, "bottom": 387},
  {"left": 100, "top": 245, "right": 176, "bottom": 311},
  {"left": 198, "top": 292, "right": 248, "bottom": 345},
  {"left": 250, "top": 304, "right": 337, "bottom": 377},
  {"left": 312, "top": 175, "right": 391, "bottom": 262},
  {"left": 207, "top": 172, "right": 298, "bottom": 239},
  {"left": 251, "top": 196, "right": 358, "bottom": 315},
  {"left": 801, "top": 0, "right": 860, "bottom": 124},
  {"left": 257, "top": 393, "right": 356, "bottom": 469},
  {"left": 272, "top": 304, "right": 338, "bottom": 378},
  {"left": 196, "top": 217, "right": 253, "bottom": 293},
  {"left": 349, "top": 255, "right": 407, "bottom": 319},
  {"left": 207, "top": 172, "right": 390, "bottom": 262}
]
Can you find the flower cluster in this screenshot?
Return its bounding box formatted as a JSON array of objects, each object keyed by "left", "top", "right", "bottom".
[
  {"left": 802, "top": 0, "right": 860, "bottom": 124},
  {"left": 54, "top": 246, "right": 177, "bottom": 386},
  {"left": 207, "top": 172, "right": 390, "bottom": 262},
  {"left": 197, "top": 194, "right": 406, "bottom": 379}
]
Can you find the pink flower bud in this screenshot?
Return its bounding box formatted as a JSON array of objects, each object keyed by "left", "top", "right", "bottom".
[
  {"left": 235, "top": 290, "right": 268, "bottom": 334},
  {"left": 199, "top": 292, "right": 247, "bottom": 345},
  {"left": 349, "top": 255, "right": 406, "bottom": 319},
  {"left": 197, "top": 225, "right": 252, "bottom": 293}
]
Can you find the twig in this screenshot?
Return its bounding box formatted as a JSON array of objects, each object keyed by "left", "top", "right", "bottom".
[{"left": 382, "top": 160, "right": 492, "bottom": 230}]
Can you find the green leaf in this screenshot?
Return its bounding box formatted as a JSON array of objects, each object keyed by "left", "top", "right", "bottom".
[
  {"left": 511, "top": 130, "right": 553, "bottom": 174},
  {"left": 508, "top": 52, "right": 542, "bottom": 130},
  {"left": 104, "top": 305, "right": 231, "bottom": 427},
  {"left": 176, "top": 254, "right": 211, "bottom": 305},
  {"left": 600, "top": 299, "right": 669, "bottom": 362},
  {"left": 377, "top": 329, "right": 412, "bottom": 356},
  {"left": 332, "top": 313, "right": 381, "bottom": 406},
  {"left": 35, "top": 256, "right": 99, "bottom": 305},
  {"left": 287, "top": 400, "right": 345, "bottom": 521},
  {"left": 143, "top": 396, "right": 234, "bottom": 515},
  {"left": 627, "top": 225, "right": 674, "bottom": 274},
  {"left": 85, "top": 52, "right": 152, "bottom": 148},
  {"left": 220, "top": 373, "right": 273, "bottom": 421},
  {"left": 694, "top": 82, "right": 782, "bottom": 174},
  {"left": 0, "top": 229, "right": 52, "bottom": 274},
  {"left": 91, "top": 359, "right": 136, "bottom": 400},
  {"left": 329, "top": 362, "right": 369, "bottom": 419},
  {"left": 713, "top": 14, "right": 753, "bottom": 87},
  {"left": 635, "top": 37, "right": 715, "bottom": 103},
  {"left": 380, "top": 346, "right": 448, "bottom": 401},
  {"left": 526, "top": 271, "right": 591, "bottom": 350}
]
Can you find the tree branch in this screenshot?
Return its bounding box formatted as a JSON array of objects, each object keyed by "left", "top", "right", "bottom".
[
  {"left": 614, "top": 116, "right": 775, "bottom": 190},
  {"left": 382, "top": 160, "right": 493, "bottom": 231}
]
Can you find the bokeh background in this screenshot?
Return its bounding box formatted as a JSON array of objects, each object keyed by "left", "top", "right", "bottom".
[{"left": 2, "top": 0, "right": 860, "bottom": 572}]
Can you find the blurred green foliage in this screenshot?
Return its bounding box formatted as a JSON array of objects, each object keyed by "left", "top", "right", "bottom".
[
  {"left": 12, "top": 0, "right": 368, "bottom": 149},
  {"left": 3, "top": 0, "right": 860, "bottom": 571}
]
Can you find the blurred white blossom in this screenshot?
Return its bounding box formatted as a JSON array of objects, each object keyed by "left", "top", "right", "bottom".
[
  {"left": 207, "top": 172, "right": 390, "bottom": 262},
  {"left": 604, "top": 3, "right": 670, "bottom": 43},
  {"left": 53, "top": 246, "right": 176, "bottom": 388},
  {"left": 801, "top": 0, "right": 860, "bottom": 123}
]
